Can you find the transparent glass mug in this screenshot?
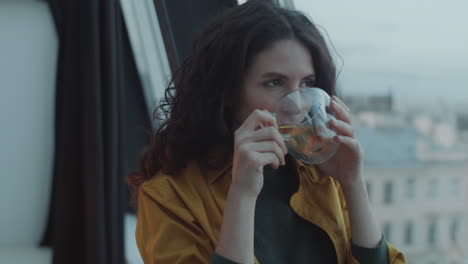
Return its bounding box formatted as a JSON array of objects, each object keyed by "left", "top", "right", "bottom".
[{"left": 274, "top": 87, "right": 340, "bottom": 164}]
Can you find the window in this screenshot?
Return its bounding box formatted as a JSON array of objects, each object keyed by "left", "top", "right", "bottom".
[
  {"left": 405, "top": 179, "right": 416, "bottom": 200},
  {"left": 120, "top": 0, "right": 173, "bottom": 127},
  {"left": 428, "top": 219, "right": 437, "bottom": 246},
  {"left": 450, "top": 178, "right": 461, "bottom": 200},
  {"left": 292, "top": 0, "right": 468, "bottom": 263},
  {"left": 450, "top": 218, "right": 460, "bottom": 243},
  {"left": 427, "top": 179, "right": 438, "bottom": 200},
  {"left": 404, "top": 221, "right": 414, "bottom": 245},
  {"left": 278, "top": 0, "right": 296, "bottom": 8},
  {"left": 383, "top": 181, "right": 393, "bottom": 205},
  {"left": 383, "top": 222, "right": 392, "bottom": 242},
  {"left": 239, "top": 0, "right": 296, "bottom": 8}
]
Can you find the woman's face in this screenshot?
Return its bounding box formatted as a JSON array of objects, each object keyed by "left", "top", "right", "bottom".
[{"left": 237, "top": 38, "right": 316, "bottom": 125}]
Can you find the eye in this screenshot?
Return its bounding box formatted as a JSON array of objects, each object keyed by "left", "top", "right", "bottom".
[
  {"left": 264, "top": 79, "right": 285, "bottom": 88},
  {"left": 302, "top": 79, "right": 316, "bottom": 87}
]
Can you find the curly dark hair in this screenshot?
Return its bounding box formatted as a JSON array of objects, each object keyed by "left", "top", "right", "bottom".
[{"left": 126, "top": 0, "right": 337, "bottom": 194}]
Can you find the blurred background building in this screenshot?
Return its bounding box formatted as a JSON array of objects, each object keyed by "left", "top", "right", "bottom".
[{"left": 344, "top": 93, "right": 468, "bottom": 264}]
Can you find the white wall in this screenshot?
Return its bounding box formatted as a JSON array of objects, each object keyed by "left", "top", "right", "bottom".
[{"left": 0, "top": 0, "right": 58, "bottom": 246}]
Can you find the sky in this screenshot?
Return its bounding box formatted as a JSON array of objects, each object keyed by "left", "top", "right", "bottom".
[{"left": 293, "top": 0, "right": 468, "bottom": 106}]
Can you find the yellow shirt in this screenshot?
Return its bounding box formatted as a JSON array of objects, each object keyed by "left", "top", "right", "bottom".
[{"left": 136, "top": 158, "right": 406, "bottom": 264}]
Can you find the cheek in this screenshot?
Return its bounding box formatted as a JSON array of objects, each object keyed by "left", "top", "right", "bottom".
[
  {"left": 244, "top": 89, "right": 277, "bottom": 113},
  {"left": 248, "top": 93, "right": 275, "bottom": 112},
  {"left": 237, "top": 79, "right": 284, "bottom": 124},
  {"left": 236, "top": 88, "right": 277, "bottom": 125}
]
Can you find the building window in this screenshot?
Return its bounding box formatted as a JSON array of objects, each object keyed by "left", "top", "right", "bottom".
[
  {"left": 450, "top": 178, "right": 461, "bottom": 200},
  {"left": 404, "top": 221, "right": 414, "bottom": 245},
  {"left": 427, "top": 179, "right": 438, "bottom": 200},
  {"left": 405, "top": 179, "right": 416, "bottom": 200},
  {"left": 428, "top": 219, "right": 437, "bottom": 246},
  {"left": 383, "top": 181, "right": 393, "bottom": 205},
  {"left": 450, "top": 218, "right": 460, "bottom": 243},
  {"left": 383, "top": 222, "right": 392, "bottom": 242}
]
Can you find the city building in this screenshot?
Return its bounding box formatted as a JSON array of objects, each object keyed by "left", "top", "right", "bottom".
[
  {"left": 457, "top": 112, "right": 468, "bottom": 143},
  {"left": 344, "top": 92, "right": 394, "bottom": 113},
  {"left": 351, "top": 95, "right": 468, "bottom": 264},
  {"left": 364, "top": 163, "right": 468, "bottom": 264}
]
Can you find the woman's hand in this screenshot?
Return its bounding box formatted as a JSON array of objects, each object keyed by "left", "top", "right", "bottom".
[
  {"left": 231, "top": 109, "right": 288, "bottom": 197},
  {"left": 316, "top": 96, "right": 364, "bottom": 192},
  {"left": 316, "top": 96, "right": 384, "bottom": 248},
  {"left": 217, "top": 110, "right": 287, "bottom": 263}
]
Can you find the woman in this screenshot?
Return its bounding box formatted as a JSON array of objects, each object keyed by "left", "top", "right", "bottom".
[{"left": 128, "top": 1, "right": 406, "bottom": 263}]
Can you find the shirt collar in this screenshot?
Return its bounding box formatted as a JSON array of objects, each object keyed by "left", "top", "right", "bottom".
[
  {"left": 204, "top": 158, "right": 233, "bottom": 184},
  {"left": 289, "top": 157, "right": 322, "bottom": 183}
]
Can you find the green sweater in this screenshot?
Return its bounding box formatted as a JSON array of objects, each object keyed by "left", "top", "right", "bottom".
[{"left": 211, "top": 164, "right": 388, "bottom": 264}]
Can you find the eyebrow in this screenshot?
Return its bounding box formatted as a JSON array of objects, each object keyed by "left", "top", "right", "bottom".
[{"left": 261, "top": 72, "right": 316, "bottom": 80}]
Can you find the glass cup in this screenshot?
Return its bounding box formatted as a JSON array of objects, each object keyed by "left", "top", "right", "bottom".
[{"left": 274, "top": 87, "right": 340, "bottom": 164}]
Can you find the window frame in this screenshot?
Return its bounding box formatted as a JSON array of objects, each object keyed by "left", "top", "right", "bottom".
[{"left": 120, "top": 0, "right": 172, "bottom": 128}]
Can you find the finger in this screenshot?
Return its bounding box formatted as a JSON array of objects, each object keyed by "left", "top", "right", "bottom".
[
  {"left": 330, "top": 99, "right": 351, "bottom": 124},
  {"left": 259, "top": 152, "right": 281, "bottom": 169},
  {"left": 235, "top": 126, "right": 287, "bottom": 155},
  {"left": 327, "top": 119, "right": 355, "bottom": 138},
  {"left": 247, "top": 126, "right": 288, "bottom": 155},
  {"left": 247, "top": 141, "right": 286, "bottom": 166},
  {"left": 235, "top": 125, "right": 288, "bottom": 158},
  {"left": 332, "top": 96, "right": 350, "bottom": 112},
  {"left": 333, "top": 135, "right": 360, "bottom": 151},
  {"left": 237, "top": 144, "right": 280, "bottom": 169},
  {"left": 239, "top": 109, "right": 277, "bottom": 132}
]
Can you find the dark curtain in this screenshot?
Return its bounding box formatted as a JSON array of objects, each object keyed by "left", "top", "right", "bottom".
[
  {"left": 154, "top": 0, "right": 238, "bottom": 71},
  {"left": 41, "top": 0, "right": 149, "bottom": 263}
]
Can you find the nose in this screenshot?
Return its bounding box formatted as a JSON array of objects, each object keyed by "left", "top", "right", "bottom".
[{"left": 287, "top": 91, "right": 305, "bottom": 114}]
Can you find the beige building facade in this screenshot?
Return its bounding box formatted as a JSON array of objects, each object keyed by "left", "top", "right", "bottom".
[{"left": 364, "top": 163, "right": 468, "bottom": 264}]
